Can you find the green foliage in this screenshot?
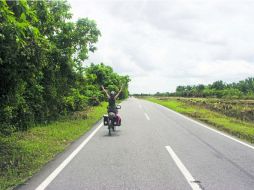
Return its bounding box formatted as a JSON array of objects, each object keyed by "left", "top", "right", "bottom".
[
  {"left": 0, "top": 0, "right": 130, "bottom": 134},
  {"left": 85, "top": 63, "right": 130, "bottom": 100},
  {"left": 163, "top": 77, "right": 254, "bottom": 99}
]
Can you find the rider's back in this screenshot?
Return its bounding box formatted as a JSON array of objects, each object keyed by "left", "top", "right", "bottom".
[{"left": 108, "top": 96, "right": 116, "bottom": 112}]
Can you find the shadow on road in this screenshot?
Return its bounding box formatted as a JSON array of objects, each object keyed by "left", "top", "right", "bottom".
[{"left": 102, "top": 129, "right": 122, "bottom": 137}]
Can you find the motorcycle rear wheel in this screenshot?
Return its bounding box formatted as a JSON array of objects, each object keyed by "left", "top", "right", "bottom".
[
  {"left": 108, "top": 127, "right": 111, "bottom": 136},
  {"left": 108, "top": 120, "right": 112, "bottom": 136}
]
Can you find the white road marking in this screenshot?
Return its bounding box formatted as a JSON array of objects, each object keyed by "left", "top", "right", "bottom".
[
  {"left": 157, "top": 103, "right": 254, "bottom": 151},
  {"left": 35, "top": 122, "right": 103, "bottom": 190},
  {"left": 144, "top": 113, "right": 150, "bottom": 120},
  {"left": 165, "top": 146, "right": 202, "bottom": 190}
]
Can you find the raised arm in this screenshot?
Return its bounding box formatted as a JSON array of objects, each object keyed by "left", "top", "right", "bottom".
[
  {"left": 115, "top": 84, "right": 124, "bottom": 99},
  {"left": 101, "top": 85, "right": 110, "bottom": 99}
]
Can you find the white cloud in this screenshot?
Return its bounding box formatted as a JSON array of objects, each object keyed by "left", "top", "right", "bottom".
[{"left": 69, "top": 0, "right": 254, "bottom": 93}]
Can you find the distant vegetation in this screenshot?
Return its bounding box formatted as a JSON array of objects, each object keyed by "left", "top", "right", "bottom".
[
  {"left": 156, "top": 97, "right": 254, "bottom": 123},
  {"left": 173, "top": 78, "right": 254, "bottom": 99},
  {"left": 0, "top": 0, "right": 130, "bottom": 135},
  {"left": 134, "top": 77, "right": 254, "bottom": 99}
]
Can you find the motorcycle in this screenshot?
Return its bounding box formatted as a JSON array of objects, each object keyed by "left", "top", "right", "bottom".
[{"left": 103, "top": 105, "right": 121, "bottom": 136}]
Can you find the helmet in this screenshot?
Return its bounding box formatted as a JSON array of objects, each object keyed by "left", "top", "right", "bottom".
[{"left": 110, "top": 91, "right": 115, "bottom": 96}]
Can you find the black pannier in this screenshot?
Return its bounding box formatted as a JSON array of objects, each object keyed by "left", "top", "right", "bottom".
[{"left": 103, "top": 115, "right": 108, "bottom": 125}]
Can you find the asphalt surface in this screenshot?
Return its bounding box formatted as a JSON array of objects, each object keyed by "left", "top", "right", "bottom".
[{"left": 18, "top": 97, "right": 254, "bottom": 190}]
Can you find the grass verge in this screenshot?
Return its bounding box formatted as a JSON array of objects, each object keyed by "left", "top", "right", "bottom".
[
  {"left": 0, "top": 102, "right": 107, "bottom": 190},
  {"left": 145, "top": 97, "right": 254, "bottom": 143}
]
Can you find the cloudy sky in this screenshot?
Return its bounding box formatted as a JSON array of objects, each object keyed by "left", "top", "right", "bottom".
[{"left": 69, "top": 0, "right": 254, "bottom": 93}]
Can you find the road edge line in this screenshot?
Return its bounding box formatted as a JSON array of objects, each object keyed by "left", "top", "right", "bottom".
[
  {"left": 155, "top": 102, "right": 254, "bottom": 150},
  {"left": 35, "top": 122, "right": 103, "bottom": 190}
]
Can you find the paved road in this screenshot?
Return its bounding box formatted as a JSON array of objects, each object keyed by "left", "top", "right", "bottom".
[{"left": 18, "top": 98, "right": 254, "bottom": 190}]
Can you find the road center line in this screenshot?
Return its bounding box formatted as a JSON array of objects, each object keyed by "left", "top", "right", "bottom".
[
  {"left": 165, "top": 146, "right": 202, "bottom": 190},
  {"left": 35, "top": 122, "right": 103, "bottom": 190},
  {"left": 144, "top": 113, "right": 150, "bottom": 120}
]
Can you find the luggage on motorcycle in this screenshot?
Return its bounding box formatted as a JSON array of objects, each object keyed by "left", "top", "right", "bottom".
[
  {"left": 117, "top": 117, "right": 121, "bottom": 126},
  {"left": 104, "top": 112, "right": 120, "bottom": 126},
  {"left": 103, "top": 115, "right": 108, "bottom": 125},
  {"left": 108, "top": 112, "right": 118, "bottom": 126}
]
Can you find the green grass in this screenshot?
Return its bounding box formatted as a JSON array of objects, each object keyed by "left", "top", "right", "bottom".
[
  {"left": 146, "top": 97, "right": 254, "bottom": 143},
  {"left": 0, "top": 102, "right": 107, "bottom": 190}
]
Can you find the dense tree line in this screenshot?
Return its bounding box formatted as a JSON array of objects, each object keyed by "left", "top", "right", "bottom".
[
  {"left": 154, "top": 78, "right": 254, "bottom": 98},
  {"left": 0, "top": 0, "right": 130, "bottom": 134},
  {"left": 132, "top": 93, "right": 151, "bottom": 97},
  {"left": 174, "top": 78, "right": 254, "bottom": 98}
]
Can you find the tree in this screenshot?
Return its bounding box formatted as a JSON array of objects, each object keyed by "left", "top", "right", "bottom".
[
  {"left": 211, "top": 80, "right": 225, "bottom": 90},
  {"left": 0, "top": 0, "right": 130, "bottom": 134}
]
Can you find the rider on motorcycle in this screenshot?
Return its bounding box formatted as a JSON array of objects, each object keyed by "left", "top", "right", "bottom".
[{"left": 101, "top": 85, "right": 123, "bottom": 125}]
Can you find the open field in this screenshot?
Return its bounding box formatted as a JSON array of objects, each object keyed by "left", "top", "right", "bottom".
[
  {"left": 176, "top": 97, "right": 254, "bottom": 122},
  {"left": 145, "top": 97, "right": 254, "bottom": 144},
  {"left": 0, "top": 103, "right": 107, "bottom": 190}
]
